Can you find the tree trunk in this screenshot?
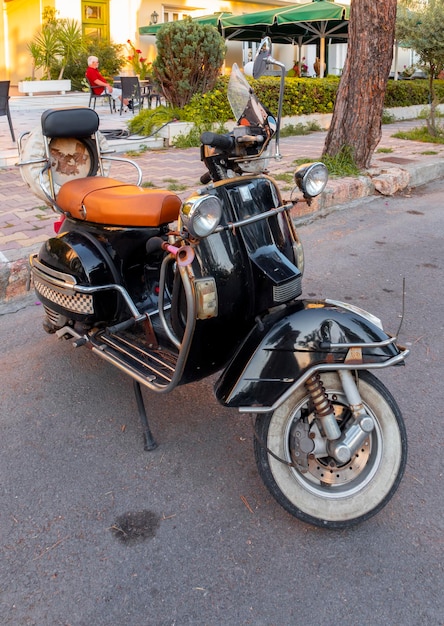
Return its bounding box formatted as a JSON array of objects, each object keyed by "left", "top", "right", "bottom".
[{"left": 323, "top": 0, "right": 397, "bottom": 169}]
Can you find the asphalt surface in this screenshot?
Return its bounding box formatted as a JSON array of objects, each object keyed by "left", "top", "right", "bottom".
[{"left": 0, "top": 179, "right": 443, "bottom": 625}]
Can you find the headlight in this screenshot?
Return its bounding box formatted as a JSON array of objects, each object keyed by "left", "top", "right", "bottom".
[
  {"left": 180, "top": 195, "right": 222, "bottom": 238},
  {"left": 294, "top": 162, "right": 328, "bottom": 198}
]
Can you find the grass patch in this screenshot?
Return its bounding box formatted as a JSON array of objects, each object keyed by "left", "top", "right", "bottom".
[
  {"left": 292, "top": 157, "right": 317, "bottom": 167},
  {"left": 320, "top": 145, "right": 361, "bottom": 177},
  {"left": 274, "top": 172, "right": 295, "bottom": 191},
  {"left": 393, "top": 126, "right": 444, "bottom": 144},
  {"left": 173, "top": 123, "right": 229, "bottom": 149},
  {"left": 376, "top": 147, "right": 393, "bottom": 154},
  {"left": 173, "top": 127, "right": 203, "bottom": 149},
  {"left": 421, "top": 150, "right": 439, "bottom": 155},
  {"left": 125, "top": 144, "right": 149, "bottom": 157},
  {"left": 418, "top": 106, "right": 444, "bottom": 120},
  {"left": 141, "top": 181, "right": 157, "bottom": 188},
  {"left": 381, "top": 110, "right": 396, "bottom": 124},
  {"left": 274, "top": 172, "right": 294, "bottom": 184},
  {"left": 35, "top": 206, "right": 53, "bottom": 219},
  {"left": 162, "top": 178, "right": 188, "bottom": 191},
  {"left": 292, "top": 148, "right": 360, "bottom": 178},
  {"left": 280, "top": 121, "right": 322, "bottom": 137}
]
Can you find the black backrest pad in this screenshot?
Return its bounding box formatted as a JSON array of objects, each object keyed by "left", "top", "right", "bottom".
[{"left": 41, "top": 107, "right": 100, "bottom": 138}]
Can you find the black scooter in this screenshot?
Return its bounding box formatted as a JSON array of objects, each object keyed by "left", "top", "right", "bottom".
[{"left": 18, "top": 38, "right": 408, "bottom": 528}]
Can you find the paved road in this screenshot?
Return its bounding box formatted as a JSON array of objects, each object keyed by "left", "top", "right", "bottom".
[{"left": 1, "top": 180, "right": 443, "bottom": 625}]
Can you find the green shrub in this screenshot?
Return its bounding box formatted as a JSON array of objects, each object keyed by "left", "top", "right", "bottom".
[
  {"left": 152, "top": 18, "right": 226, "bottom": 108},
  {"left": 184, "top": 77, "right": 232, "bottom": 124},
  {"left": 186, "top": 76, "right": 443, "bottom": 120},
  {"left": 128, "top": 76, "right": 444, "bottom": 134},
  {"left": 61, "top": 39, "right": 125, "bottom": 91},
  {"left": 127, "top": 106, "right": 182, "bottom": 136}
]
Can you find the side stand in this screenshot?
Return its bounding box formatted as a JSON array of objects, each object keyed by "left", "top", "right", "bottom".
[{"left": 133, "top": 380, "right": 158, "bottom": 451}]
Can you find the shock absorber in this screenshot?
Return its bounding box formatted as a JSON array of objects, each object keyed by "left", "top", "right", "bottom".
[{"left": 305, "top": 373, "right": 341, "bottom": 441}]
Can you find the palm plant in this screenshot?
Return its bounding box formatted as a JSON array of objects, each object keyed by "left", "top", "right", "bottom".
[
  {"left": 57, "top": 19, "right": 84, "bottom": 79},
  {"left": 28, "top": 29, "right": 62, "bottom": 79},
  {"left": 26, "top": 12, "right": 84, "bottom": 81}
]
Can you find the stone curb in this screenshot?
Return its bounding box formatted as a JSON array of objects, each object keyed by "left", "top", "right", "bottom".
[
  {"left": 0, "top": 159, "right": 442, "bottom": 305},
  {"left": 290, "top": 158, "right": 444, "bottom": 224},
  {"left": 0, "top": 256, "right": 31, "bottom": 304}
]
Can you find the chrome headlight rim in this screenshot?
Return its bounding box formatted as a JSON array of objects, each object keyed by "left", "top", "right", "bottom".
[
  {"left": 294, "top": 162, "right": 328, "bottom": 198},
  {"left": 180, "top": 194, "right": 222, "bottom": 239}
]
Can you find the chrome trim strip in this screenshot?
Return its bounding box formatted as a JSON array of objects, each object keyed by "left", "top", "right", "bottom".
[
  {"left": 322, "top": 336, "right": 398, "bottom": 350},
  {"left": 30, "top": 254, "right": 77, "bottom": 285},
  {"left": 214, "top": 203, "right": 293, "bottom": 233},
  {"left": 74, "top": 284, "right": 142, "bottom": 320},
  {"left": 238, "top": 349, "right": 410, "bottom": 414},
  {"left": 31, "top": 256, "right": 142, "bottom": 320}
]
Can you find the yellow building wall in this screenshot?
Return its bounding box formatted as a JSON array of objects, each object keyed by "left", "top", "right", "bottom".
[
  {"left": 0, "top": 3, "right": 6, "bottom": 80},
  {"left": 1, "top": 0, "right": 305, "bottom": 86},
  {"left": 2, "top": 0, "right": 54, "bottom": 83}
]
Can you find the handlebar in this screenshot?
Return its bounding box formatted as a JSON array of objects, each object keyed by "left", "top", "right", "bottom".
[{"left": 200, "top": 131, "right": 235, "bottom": 151}]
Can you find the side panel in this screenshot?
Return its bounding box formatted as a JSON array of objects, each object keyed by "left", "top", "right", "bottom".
[{"left": 214, "top": 300, "right": 402, "bottom": 408}]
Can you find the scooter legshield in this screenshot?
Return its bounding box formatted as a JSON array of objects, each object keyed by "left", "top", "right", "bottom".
[{"left": 214, "top": 299, "right": 405, "bottom": 409}]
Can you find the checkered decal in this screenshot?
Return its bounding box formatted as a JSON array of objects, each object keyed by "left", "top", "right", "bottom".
[{"left": 35, "top": 279, "right": 94, "bottom": 314}]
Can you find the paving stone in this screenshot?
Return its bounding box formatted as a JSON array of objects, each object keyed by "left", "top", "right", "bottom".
[{"left": 1, "top": 98, "right": 444, "bottom": 301}]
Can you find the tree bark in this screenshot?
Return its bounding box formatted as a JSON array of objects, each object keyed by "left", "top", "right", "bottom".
[{"left": 323, "top": 0, "right": 397, "bottom": 169}]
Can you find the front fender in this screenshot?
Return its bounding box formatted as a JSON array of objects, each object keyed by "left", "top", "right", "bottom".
[{"left": 214, "top": 299, "right": 407, "bottom": 409}]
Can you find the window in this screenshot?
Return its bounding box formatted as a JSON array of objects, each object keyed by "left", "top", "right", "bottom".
[
  {"left": 163, "top": 7, "right": 190, "bottom": 22},
  {"left": 82, "top": 1, "right": 110, "bottom": 40}
]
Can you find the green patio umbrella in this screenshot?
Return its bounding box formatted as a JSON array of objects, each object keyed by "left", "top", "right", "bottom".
[
  {"left": 220, "top": 1, "right": 350, "bottom": 77},
  {"left": 139, "top": 12, "right": 232, "bottom": 36}
]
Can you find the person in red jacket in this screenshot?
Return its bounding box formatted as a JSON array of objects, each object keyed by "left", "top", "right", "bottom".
[{"left": 85, "top": 56, "right": 129, "bottom": 107}]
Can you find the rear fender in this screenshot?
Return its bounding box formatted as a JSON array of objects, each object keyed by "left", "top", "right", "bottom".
[
  {"left": 214, "top": 299, "right": 408, "bottom": 409},
  {"left": 31, "top": 229, "right": 120, "bottom": 323}
]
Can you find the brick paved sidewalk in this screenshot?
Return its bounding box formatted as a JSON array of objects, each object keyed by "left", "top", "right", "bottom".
[
  {"left": 1, "top": 117, "right": 441, "bottom": 258},
  {"left": 1, "top": 114, "right": 444, "bottom": 302}
]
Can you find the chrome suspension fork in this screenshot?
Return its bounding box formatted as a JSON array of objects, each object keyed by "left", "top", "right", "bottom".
[
  {"left": 305, "top": 370, "right": 375, "bottom": 464},
  {"left": 305, "top": 373, "right": 341, "bottom": 440}
]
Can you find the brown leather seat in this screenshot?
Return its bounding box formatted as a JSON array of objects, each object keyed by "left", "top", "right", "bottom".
[{"left": 56, "top": 177, "right": 181, "bottom": 227}]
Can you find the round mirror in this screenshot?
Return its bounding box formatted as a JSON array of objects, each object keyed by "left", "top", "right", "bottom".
[{"left": 253, "top": 37, "right": 272, "bottom": 79}]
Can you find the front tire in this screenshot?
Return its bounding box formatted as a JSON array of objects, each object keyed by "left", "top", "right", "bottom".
[{"left": 254, "top": 371, "right": 407, "bottom": 529}]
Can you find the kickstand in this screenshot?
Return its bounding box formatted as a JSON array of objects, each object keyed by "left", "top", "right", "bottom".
[{"left": 133, "top": 380, "right": 158, "bottom": 451}]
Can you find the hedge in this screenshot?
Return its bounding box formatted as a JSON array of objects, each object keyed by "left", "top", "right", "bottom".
[
  {"left": 128, "top": 76, "right": 444, "bottom": 136},
  {"left": 184, "top": 76, "right": 444, "bottom": 121}
]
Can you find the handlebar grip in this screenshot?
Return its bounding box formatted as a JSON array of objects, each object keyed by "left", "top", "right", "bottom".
[
  {"left": 200, "top": 171, "right": 212, "bottom": 185},
  {"left": 200, "top": 131, "right": 234, "bottom": 151}
]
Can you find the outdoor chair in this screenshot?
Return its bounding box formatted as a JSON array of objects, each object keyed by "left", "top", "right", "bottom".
[
  {"left": 87, "top": 81, "right": 115, "bottom": 113},
  {"left": 0, "top": 81, "right": 15, "bottom": 141},
  {"left": 147, "top": 81, "right": 163, "bottom": 108},
  {"left": 119, "top": 76, "right": 149, "bottom": 115}
]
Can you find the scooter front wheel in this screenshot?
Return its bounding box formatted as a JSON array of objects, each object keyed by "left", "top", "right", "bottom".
[{"left": 254, "top": 371, "right": 407, "bottom": 529}]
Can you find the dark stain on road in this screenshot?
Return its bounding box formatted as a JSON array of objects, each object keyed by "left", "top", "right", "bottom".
[{"left": 111, "top": 510, "right": 161, "bottom": 544}]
